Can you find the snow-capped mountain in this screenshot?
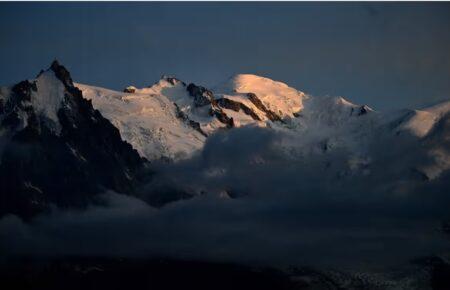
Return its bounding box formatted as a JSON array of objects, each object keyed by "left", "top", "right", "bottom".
[
  {"left": 75, "top": 67, "right": 450, "bottom": 202},
  {"left": 76, "top": 73, "right": 309, "bottom": 161},
  {"left": 76, "top": 80, "right": 206, "bottom": 161},
  {"left": 76, "top": 73, "right": 375, "bottom": 160},
  {"left": 77, "top": 70, "right": 450, "bottom": 181},
  {"left": 0, "top": 61, "right": 145, "bottom": 218},
  {"left": 1, "top": 61, "right": 450, "bottom": 217}
]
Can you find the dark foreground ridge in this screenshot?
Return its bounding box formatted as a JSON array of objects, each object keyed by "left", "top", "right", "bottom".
[
  {"left": 1, "top": 256, "right": 450, "bottom": 290},
  {"left": 0, "top": 258, "right": 297, "bottom": 290}
]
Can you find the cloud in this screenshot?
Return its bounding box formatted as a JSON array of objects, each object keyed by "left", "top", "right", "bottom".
[{"left": 1, "top": 126, "right": 450, "bottom": 271}]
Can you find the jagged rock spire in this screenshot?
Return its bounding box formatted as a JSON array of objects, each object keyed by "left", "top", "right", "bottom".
[{"left": 49, "top": 59, "right": 74, "bottom": 87}]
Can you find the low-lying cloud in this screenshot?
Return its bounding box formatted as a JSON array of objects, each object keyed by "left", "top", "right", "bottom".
[{"left": 1, "top": 126, "right": 449, "bottom": 271}]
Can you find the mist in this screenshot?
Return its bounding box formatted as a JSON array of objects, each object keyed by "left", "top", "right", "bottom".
[{"left": 1, "top": 126, "right": 449, "bottom": 272}]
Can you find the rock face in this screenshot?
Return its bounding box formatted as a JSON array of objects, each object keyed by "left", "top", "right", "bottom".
[
  {"left": 216, "top": 97, "right": 261, "bottom": 121},
  {"left": 187, "top": 83, "right": 216, "bottom": 107},
  {"left": 174, "top": 103, "right": 208, "bottom": 137},
  {"left": 356, "top": 105, "right": 372, "bottom": 116},
  {"left": 209, "top": 106, "right": 235, "bottom": 128},
  {"left": 246, "top": 93, "right": 282, "bottom": 122},
  {"left": 162, "top": 76, "right": 186, "bottom": 87},
  {"left": 0, "top": 61, "right": 146, "bottom": 219},
  {"left": 123, "top": 86, "right": 136, "bottom": 93}
]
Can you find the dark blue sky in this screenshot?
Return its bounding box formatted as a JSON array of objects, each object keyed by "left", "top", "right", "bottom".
[{"left": 0, "top": 2, "right": 449, "bottom": 109}]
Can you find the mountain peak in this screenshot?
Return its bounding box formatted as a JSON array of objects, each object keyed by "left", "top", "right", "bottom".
[
  {"left": 0, "top": 62, "right": 145, "bottom": 218},
  {"left": 50, "top": 59, "right": 61, "bottom": 69},
  {"left": 214, "top": 74, "right": 306, "bottom": 118},
  {"left": 229, "top": 74, "right": 288, "bottom": 87},
  {"left": 160, "top": 75, "right": 186, "bottom": 87},
  {"left": 216, "top": 73, "right": 304, "bottom": 97},
  {"left": 231, "top": 73, "right": 278, "bottom": 82},
  {"left": 49, "top": 60, "right": 74, "bottom": 88}
]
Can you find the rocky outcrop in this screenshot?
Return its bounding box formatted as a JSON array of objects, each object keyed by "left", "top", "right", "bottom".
[
  {"left": 1, "top": 80, "right": 37, "bottom": 130},
  {"left": 184, "top": 82, "right": 235, "bottom": 127},
  {"left": 123, "top": 86, "right": 137, "bottom": 93},
  {"left": 216, "top": 97, "right": 261, "bottom": 121},
  {"left": 187, "top": 83, "right": 216, "bottom": 107},
  {"left": 162, "top": 75, "right": 186, "bottom": 87},
  {"left": 174, "top": 103, "right": 208, "bottom": 137},
  {"left": 246, "top": 93, "right": 283, "bottom": 122},
  {"left": 50, "top": 60, "right": 74, "bottom": 87},
  {"left": 210, "top": 106, "right": 234, "bottom": 128},
  {"left": 0, "top": 61, "right": 146, "bottom": 219},
  {"left": 358, "top": 105, "right": 370, "bottom": 116},
  {"left": 350, "top": 105, "right": 373, "bottom": 117},
  {"left": 352, "top": 105, "right": 372, "bottom": 116}
]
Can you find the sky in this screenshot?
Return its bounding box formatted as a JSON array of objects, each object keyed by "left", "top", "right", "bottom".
[{"left": 0, "top": 2, "right": 449, "bottom": 110}]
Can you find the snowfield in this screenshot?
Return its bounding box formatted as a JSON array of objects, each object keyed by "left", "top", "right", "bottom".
[
  {"left": 2, "top": 67, "right": 449, "bottom": 183},
  {"left": 76, "top": 82, "right": 206, "bottom": 160},
  {"left": 75, "top": 74, "right": 368, "bottom": 160},
  {"left": 73, "top": 73, "right": 450, "bottom": 183}
]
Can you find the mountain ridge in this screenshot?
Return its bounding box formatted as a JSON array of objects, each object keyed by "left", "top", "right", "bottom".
[
  {"left": 1, "top": 61, "right": 450, "bottom": 217},
  {"left": 0, "top": 61, "right": 146, "bottom": 218}
]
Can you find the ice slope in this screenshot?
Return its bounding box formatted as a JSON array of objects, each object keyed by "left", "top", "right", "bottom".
[
  {"left": 74, "top": 72, "right": 450, "bottom": 182},
  {"left": 31, "top": 71, "right": 67, "bottom": 132},
  {"left": 76, "top": 82, "right": 206, "bottom": 161},
  {"left": 395, "top": 100, "right": 450, "bottom": 137},
  {"left": 148, "top": 78, "right": 227, "bottom": 135},
  {"left": 2, "top": 62, "right": 450, "bottom": 204},
  {"left": 76, "top": 74, "right": 311, "bottom": 161},
  {"left": 214, "top": 74, "right": 306, "bottom": 118}
]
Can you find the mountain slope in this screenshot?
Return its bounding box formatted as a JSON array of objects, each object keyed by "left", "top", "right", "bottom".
[
  {"left": 77, "top": 81, "right": 206, "bottom": 161},
  {"left": 1, "top": 62, "right": 450, "bottom": 216},
  {"left": 0, "top": 61, "right": 146, "bottom": 218},
  {"left": 214, "top": 74, "right": 306, "bottom": 119},
  {"left": 75, "top": 74, "right": 344, "bottom": 160},
  {"left": 75, "top": 71, "right": 450, "bottom": 183}
]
